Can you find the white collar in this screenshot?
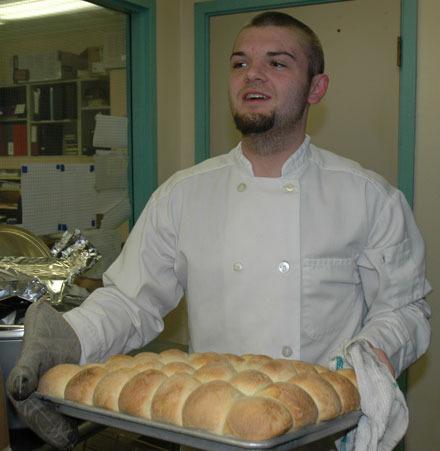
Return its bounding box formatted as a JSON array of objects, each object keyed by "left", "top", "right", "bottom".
[{"left": 232, "top": 135, "right": 311, "bottom": 178}]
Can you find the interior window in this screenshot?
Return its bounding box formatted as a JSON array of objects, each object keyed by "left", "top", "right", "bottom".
[{"left": 0, "top": 0, "right": 129, "bottom": 275}]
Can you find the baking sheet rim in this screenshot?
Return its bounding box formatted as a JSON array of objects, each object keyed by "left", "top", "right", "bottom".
[{"left": 39, "top": 394, "right": 361, "bottom": 450}]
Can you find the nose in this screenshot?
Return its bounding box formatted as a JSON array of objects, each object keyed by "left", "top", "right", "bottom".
[{"left": 245, "top": 62, "right": 267, "bottom": 83}]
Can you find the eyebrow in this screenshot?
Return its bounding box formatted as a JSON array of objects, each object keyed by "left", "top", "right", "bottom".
[{"left": 230, "top": 51, "right": 296, "bottom": 61}]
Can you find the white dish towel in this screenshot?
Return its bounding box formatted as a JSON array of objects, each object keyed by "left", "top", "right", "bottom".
[{"left": 330, "top": 339, "right": 409, "bottom": 451}]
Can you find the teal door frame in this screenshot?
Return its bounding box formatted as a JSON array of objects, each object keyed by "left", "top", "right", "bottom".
[
  {"left": 194, "top": 0, "right": 418, "bottom": 207},
  {"left": 92, "top": 0, "right": 157, "bottom": 222}
]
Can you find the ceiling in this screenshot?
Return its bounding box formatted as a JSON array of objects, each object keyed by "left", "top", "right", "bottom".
[{"left": 0, "top": 1, "right": 125, "bottom": 40}]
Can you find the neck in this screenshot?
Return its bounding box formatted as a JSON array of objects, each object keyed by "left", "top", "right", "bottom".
[{"left": 241, "top": 130, "right": 305, "bottom": 177}]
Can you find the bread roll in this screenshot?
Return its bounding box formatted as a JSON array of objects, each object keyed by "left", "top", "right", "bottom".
[
  {"left": 223, "top": 396, "right": 293, "bottom": 441},
  {"left": 258, "top": 359, "right": 298, "bottom": 382},
  {"left": 287, "top": 373, "right": 341, "bottom": 422},
  {"left": 151, "top": 373, "right": 200, "bottom": 426},
  {"left": 241, "top": 354, "right": 272, "bottom": 370},
  {"left": 118, "top": 369, "right": 167, "bottom": 418},
  {"left": 223, "top": 353, "right": 245, "bottom": 369},
  {"left": 193, "top": 361, "right": 236, "bottom": 383},
  {"left": 37, "top": 364, "right": 81, "bottom": 398},
  {"left": 182, "top": 380, "right": 242, "bottom": 434},
  {"left": 64, "top": 366, "right": 107, "bottom": 405},
  {"left": 188, "top": 352, "right": 228, "bottom": 369},
  {"left": 133, "top": 352, "right": 162, "bottom": 366},
  {"left": 290, "top": 360, "right": 318, "bottom": 374},
  {"left": 257, "top": 382, "right": 318, "bottom": 429},
  {"left": 105, "top": 354, "right": 136, "bottom": 370},
  {"left": 93, "top": 368, "right": 138, "bottom": 411},
  {"left": 133, "top": 360, "right": 164, "bottom": 372},
  {"left": 159, "top": 349, "right": 188, "bottom": 364},
  {"left": 161, "top": 362, "right": 194, "bottom": 377},
  {"left": 337, "top": 368, "right": 358, "bottom": 389},
  {"left": 39, "top": 350, "right": 360, "bottom": 442},
  {"left": 229, "top": 369, "right": 272, "bottom": 396},
  {"left": 319, "top": 371, "right": 360, "bottom": 414}
]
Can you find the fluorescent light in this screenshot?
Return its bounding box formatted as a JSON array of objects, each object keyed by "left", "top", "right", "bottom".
[{"left": 0, "top": 0, "right": 100, "bottom": 21}]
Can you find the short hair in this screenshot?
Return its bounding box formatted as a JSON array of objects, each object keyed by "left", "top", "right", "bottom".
[{"left": 245, "top": 11, "right": 325, "bottom": 78}]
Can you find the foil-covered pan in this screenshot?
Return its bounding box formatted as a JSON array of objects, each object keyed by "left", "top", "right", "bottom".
[
  {"left": 38, "top": 395, "right": 361, "bottom": 450},
  {"left": 0, "top": 228, "right": 100, "bottom": 316}
]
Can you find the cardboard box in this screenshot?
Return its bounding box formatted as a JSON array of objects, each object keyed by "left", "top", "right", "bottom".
[
  {"left": 80, "top": 47, "right": 104, "bottom": 75},
  {"left": 12, "top": 68, "right": 29, "bottom": 84},
  {"left": 14, "top": 51, "right": 86, "bottom": 82}
]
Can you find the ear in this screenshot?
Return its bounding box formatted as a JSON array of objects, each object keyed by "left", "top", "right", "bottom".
[{"left": 307, "top": 74, "right": 329, "bottom": 104}]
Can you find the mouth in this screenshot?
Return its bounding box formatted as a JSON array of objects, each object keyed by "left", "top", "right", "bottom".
[{"left": 242, "top": 91, "right": 271, "bottom": 103}]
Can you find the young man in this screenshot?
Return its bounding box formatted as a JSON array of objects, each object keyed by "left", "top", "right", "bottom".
[{"left": 8, "top": 12, "right": 430, "bottom": 450}]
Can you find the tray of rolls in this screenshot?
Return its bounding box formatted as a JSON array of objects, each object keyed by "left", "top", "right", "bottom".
[{"left": 37, "top": 349, "right": 362, "bottom": 450}]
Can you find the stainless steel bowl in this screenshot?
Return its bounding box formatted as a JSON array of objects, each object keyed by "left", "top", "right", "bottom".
[{"left": 0, "top": 225, "right": 51, "bottom": 257}]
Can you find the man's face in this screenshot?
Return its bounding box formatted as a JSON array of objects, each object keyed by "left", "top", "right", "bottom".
[{"left": 229, "top": 25, "right": 313, "bottom": 136}]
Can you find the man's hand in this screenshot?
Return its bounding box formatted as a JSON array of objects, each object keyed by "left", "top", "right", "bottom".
[
  {"left": 371, "top": 346, "right": 395, "bottom": 378},
  {"left": 7, "top": 300, "right": 82, "bottom": 450}
]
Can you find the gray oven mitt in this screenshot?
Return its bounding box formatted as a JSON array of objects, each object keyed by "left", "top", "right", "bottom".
[{"left": 6, "top": 300, "right": 82, "bottom": 450}]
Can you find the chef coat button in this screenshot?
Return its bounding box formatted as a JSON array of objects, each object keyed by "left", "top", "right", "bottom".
[
  {"left": 282, "top": 346, "right": 293, "bottom": 357},
  {"left": 278, "top": 261, "right": 290, "bottom": 273},
  {"left": 283, "top": 183, "right": 296, "bottom": 193},
  {"left": 237, "top": 183, "right": 247, "bottom": 192},
  {"left": 233, "top": 262, "right": 243, "bottom": 272}
]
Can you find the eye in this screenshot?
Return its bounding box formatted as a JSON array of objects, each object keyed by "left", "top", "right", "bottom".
[
  {"left": 271, "top": 60, "right": 287, "bottom": 69},
  {"left": 231, "top": 61, "right": 247, "bottom": 69}
]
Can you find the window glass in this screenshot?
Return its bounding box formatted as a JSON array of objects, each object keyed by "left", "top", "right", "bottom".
[{"left": 0, "top": 0, "right": 129, "bottom": 277}]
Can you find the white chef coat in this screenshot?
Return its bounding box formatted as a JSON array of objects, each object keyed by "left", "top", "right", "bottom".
[{"left": 64, "top": 136, "right": 431, "bottom": 376}]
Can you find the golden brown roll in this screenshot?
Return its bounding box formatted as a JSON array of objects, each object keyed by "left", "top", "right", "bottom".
[
  {"left": 290, "top": 360, "right": 318, "bottom": 375},
  {"left": 161, "top": 361, "right": 195, "bottom": 377},
  {"left": 258, "top": 359, "right": 298, "bottom": 382},
  {"left": 64, "top": 366, "right": 108, "bottom": 405},
  {"left": 187, "top": 352, "right": 228, "bottom": 369},
  {"left": 151, "top": 373, "right": 201, "bottom": 426},
  {"left": 319, "top": 371, "right": 360, "bottom": 414},
  {"left": 257, "top": 382, "right": 318, "bottom": 429},
  {"left": 193, "top": 361, "right": 236, "bottom": 383},
  {"left": 337, "top": 368, "right": 359, "bottom": 390},
  {"left": 223, "top": 353, "right": 245, "bottom": 370},
  {"left": 240, "top": 354, "right": 273, "bottom": 370},
  {"left": 105, "top": 354, "right": 136, "bottom": 370},
  {"left": 159, "top": 349, "right": 189, "bottom": 364},
  {"left": 182, "top": 380, "right": 242, "bottom": 435},
  {"left": 37, "top": 363, "right": 82, "bottom": 399},
  {"left": 118, "top": 369, "right": 167, "bottom": 418},
  {"left": 313, "top": 364, "right": 329, "bottom": 374},
  {"left": 229, "top": 370, "right": 272, "bottom": 396},
  {"left": 133, "top": 360, "right": 164, "bottom": 372},
  {"left": 133, "top": 352, "right": 162, "bottom": 365},
  {"left": 287, "top": 373, "right": 341, "bottom": 422},
  {"left": 223, "top": 396, "right": 293, "bottom": 441},
  {"left": 93, "top": 368, "right": 138, "bottom": 411}
]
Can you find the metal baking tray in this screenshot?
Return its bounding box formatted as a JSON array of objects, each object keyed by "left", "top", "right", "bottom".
[{"left": 39, "top": 395, "right": 361, "bottom": 450}]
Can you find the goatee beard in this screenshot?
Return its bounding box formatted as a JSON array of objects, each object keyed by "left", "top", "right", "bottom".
[{"left": 233, "top": 112, "right": 275, "bottom": 135}]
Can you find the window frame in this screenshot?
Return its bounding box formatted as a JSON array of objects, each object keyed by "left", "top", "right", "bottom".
[{"left": 92, "top": 0, "right": 157, "bottom": 222}]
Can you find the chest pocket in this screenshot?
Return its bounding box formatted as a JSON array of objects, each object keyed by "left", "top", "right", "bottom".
[{"left": 302, "top": 258, "right": 361, "bottom": 339}]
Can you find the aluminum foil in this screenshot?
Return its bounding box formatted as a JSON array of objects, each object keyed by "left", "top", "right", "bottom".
[{"left": 0, "top": 229, "right": 101, "bottom": 312}]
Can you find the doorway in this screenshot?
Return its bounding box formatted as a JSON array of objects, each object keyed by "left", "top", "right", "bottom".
[{"left": 195, "top": 0, "right": 418, "bottom": 203}]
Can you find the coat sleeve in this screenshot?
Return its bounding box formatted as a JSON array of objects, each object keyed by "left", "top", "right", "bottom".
[
  {"left": 355, "top": 189, "right": 431, "bottom": 376},
  {"left": 64, "top": 189, "right": 184, "bottom": 364}
]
